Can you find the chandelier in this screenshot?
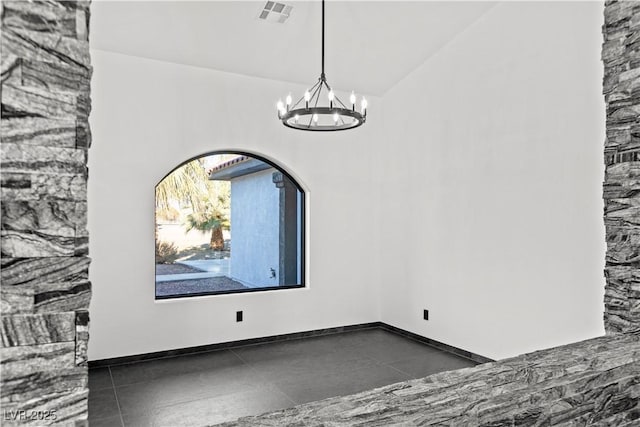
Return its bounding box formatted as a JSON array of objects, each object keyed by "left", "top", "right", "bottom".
[{"left": 276, "top": 0, "right": 367, "bottom": 131}]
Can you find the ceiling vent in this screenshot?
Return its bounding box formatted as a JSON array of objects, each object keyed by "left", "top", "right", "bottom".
[{"left": 258, "top": 1, "right": 292, "bottom": 24}]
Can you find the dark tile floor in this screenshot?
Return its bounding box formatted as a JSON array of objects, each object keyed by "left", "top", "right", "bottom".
[{"left": 89, "top": 328, "right": 477, "bottom": 426}]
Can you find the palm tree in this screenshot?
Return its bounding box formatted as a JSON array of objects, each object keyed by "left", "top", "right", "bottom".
[
  {"left": 184, "top": 194, "right": 230, "bottom": 250},
  {"left": 155, "top": 157, "right": 231, "bottom": 252},
  {"left": 155, "top": 159, "right": 210, "bottom": 221}
]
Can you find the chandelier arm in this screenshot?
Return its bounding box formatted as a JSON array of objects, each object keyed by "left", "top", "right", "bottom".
[
  {"left": 308, "top": 81, "right": 323, "bottom": 106},
  {"left": 307, "top": 81, "right": 322, "bottom": 104},
  {"left": 307, "top": 80, "right": 322, "bottom": 128},
  {"left": 334, "top": 95, "right": 349, "bottom": 109},
  {"left": 291, "top": 96, "right": 304, "bottom": 110},
  {"left": 292, "top": 80, "right": 322, "bottom": 109},
  {"left": 313, "top": 83, "right": 324, "bottom": 108},
  {"left": 336, "top": 111, "right": 346, "bottom": 126},
  {"left": 333, "top": 95, "right": 349, "bottom": 125},
  {"left": 309, "top": 79, "right": 322, "bottom": 92}
]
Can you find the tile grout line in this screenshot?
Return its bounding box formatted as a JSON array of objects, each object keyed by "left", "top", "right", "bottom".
[
  {"left": 271, "top": 385, "right": 299, "bottom": 407},
  {"left": 384, "top": 362, "right": 414, "bottom": 379},
  {"left": 103, "top": 348, "right": 288, "bottom": 423},
  {"left": 229, "top": 348, "right": 299, "bottom": 407},
  {"left": 108, "top": 366, "right": 126, "bottom": 427}
]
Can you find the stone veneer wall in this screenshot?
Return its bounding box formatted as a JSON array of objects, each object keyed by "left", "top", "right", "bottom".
[
  {"left": 0, "top": 0, "right": 92, "bottom": 425},
  {"left": 603, "top": 0, "right": 640, "bottom": 332}
]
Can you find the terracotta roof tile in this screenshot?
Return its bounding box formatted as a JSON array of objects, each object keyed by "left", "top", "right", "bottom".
[{"left": 207, "top": 155, "right": 250, "bottom": 175}]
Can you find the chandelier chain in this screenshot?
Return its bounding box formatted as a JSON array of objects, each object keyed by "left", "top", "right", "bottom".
[{"left": 321, "top": 0, "right": 325, "bottom": 79}]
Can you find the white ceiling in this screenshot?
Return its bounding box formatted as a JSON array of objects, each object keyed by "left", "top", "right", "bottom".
[{"left": 91, "top": 1, "right": 496, "bottom": 95}]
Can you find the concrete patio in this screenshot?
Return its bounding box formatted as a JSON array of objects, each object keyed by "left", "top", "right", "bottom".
[{"left": 155, "top": 259, "right": 230, "bottom": 282}]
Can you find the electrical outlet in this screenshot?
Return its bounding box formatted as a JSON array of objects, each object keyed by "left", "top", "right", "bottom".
[
  {"left": 236, "top": 311, "right": 243, "bottom": 322},
  {"left": 423, "top": 309, "right": 429, "bottom": 320}
]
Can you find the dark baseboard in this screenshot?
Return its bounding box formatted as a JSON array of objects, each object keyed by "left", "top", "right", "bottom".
[
  {"left": 88, "top": 322, "right": 380, "bottom": 367},
  {"left": 88, "top": 321, "right": 494, "bottom": 368},
  {"left": 377, "top": 323, "right": 494, "bottom": 364}
]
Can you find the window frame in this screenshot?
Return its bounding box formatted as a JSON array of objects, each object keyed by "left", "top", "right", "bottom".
[{"left": 154, "top": 150, "right": 306, "bottom": 300}]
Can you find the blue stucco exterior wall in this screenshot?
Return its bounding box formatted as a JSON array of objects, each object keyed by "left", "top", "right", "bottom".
[{"left": 230, "top": 168, "right": 279, "bottom": 287}]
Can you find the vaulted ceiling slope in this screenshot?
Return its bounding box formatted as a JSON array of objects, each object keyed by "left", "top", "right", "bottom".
[{"left": 91, "top": 1, "right": 496, "bottom": 95}]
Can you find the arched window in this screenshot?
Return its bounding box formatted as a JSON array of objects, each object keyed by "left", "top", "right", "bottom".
[{"left": 155, "top": 152, "right": 305, "bottom": 299}]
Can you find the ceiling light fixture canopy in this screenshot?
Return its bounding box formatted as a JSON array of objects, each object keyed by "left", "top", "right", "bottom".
[{"left": 276, "top": 0, "right": 367, "bottom": 131}]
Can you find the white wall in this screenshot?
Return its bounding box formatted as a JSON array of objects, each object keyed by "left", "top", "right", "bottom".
[
  {"left": 378, "top": 1, "right": 606, "bottom": 360},
  {"left": 88, "top": 50, "right": 383, "bottom": 360}
]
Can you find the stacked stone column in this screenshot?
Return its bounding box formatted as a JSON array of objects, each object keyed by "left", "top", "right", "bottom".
[
  {"left": 0, "top": 1, "right": 92, "bottom": 424},
  {"left": 603, "top": 0, "right": 640, "bottom": 334}
]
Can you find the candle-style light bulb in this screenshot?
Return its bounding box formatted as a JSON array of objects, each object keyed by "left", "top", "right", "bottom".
[
  {"left": 328, "top": 90, "right": 334, "bottom": 101},
  {"left": 277, "top": 99, "right": 284, "bottom": 111},
  {"left": 361, "top": 97, "right": 368, "bottom": 114},
  {"left": 333, "top": 113, "right": 339, "bottom": 123},
  {"left": 313, "top": 113, "right": 318, "bottom": 124},
  {"left": 304, "top": 90, "right": 311, "bottom": 109},
  {"left": 294, "top": 114, "right": 299, "bottom": 124},
  {"left": 286, "top": 93, "right": 292, "bottom": 106},
  {"left": 350, "top": 91, "right": 356, "bottom": 105}
]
